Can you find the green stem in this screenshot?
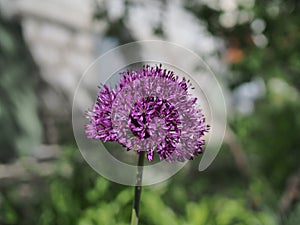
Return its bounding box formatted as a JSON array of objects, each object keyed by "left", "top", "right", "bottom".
[{"left": 131, "top": 151, "right": 145, "bottom": 225}]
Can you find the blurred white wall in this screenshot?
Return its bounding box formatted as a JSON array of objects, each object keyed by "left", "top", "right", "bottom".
[{"left": 0, "top": 0, "right": 228, "bottom": 114}]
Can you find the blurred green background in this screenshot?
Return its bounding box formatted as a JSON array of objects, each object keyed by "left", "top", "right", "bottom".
[{"left": 1, "top": 0, "right": 300, "bottom": 224}]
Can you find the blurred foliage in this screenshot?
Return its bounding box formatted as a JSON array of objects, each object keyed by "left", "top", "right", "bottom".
[
  {"left": 287, "top": 202, "right": 300, "bottom": 225},
  {"left": 1, "top": 0, "right": 300, "bottom": 225},
  {"left": 1, "top": 146, "right": 277, "bottom": 225},
  {"left": 233, "top": 95, "right": 300, "bottom": 190},
  {"left": 0, "top": 14, "right": 42, "bottom": 162}
]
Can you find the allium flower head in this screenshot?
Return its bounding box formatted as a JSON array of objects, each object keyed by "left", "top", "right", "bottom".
[{"left": 85, "top": 64, "right": 210, "bottom": 162}]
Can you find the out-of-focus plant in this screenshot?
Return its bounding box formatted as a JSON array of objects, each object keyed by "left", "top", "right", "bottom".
[
  {"left": 185, "top": 0, "right": 300, "bottom": 221},
  {"left": 0, "top": 14, "right": 42, "bottom": 163}
]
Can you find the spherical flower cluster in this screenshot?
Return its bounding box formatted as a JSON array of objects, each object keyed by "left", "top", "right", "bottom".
[{"left": 85, "top": 65, "right": 210, "bottom": 162}]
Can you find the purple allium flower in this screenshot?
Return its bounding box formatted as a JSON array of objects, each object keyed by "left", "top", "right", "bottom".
[{"left": 85, "top": 65, "right": 210, "bottom": 162}]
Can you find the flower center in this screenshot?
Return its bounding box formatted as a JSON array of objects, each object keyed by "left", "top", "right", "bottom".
[{"left": 128, "top": 96, "right": 181, "bottom": 141}]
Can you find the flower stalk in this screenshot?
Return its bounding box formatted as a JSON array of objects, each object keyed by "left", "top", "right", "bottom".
[{"left": 131, "top": 151, "right": 145, "bottom": 225}]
